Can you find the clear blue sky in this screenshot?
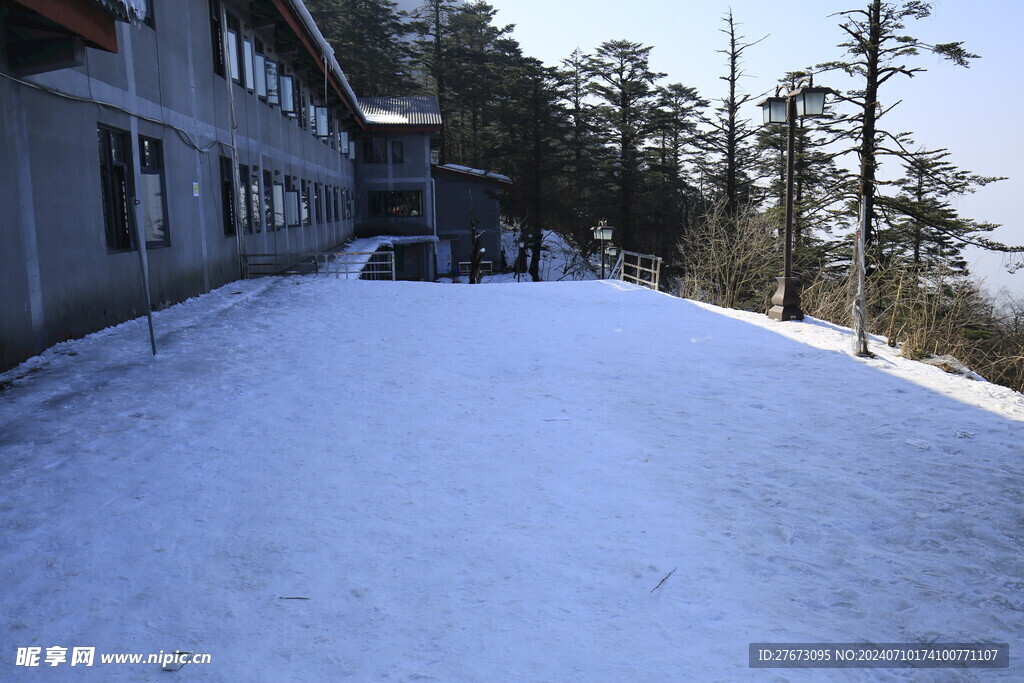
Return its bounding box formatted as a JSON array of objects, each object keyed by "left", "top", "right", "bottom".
[{"left": 484, "top": 0, "right": 1024, "bottom": 294}]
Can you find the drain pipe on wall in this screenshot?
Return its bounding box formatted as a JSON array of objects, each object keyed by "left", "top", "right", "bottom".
[{"left": 221, "top": 2, "right": 247, "bottom": 279}]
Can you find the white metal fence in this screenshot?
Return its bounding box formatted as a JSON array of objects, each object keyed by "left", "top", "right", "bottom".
[
  {"left": 611, "top": 250, "right": 662, "bottom": 290},
  {"left": 316, "top": 249, "right": 395, "bottom": 280}
]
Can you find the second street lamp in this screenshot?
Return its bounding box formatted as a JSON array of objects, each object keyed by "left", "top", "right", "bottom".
[
  {"left": 757, "top": 81, "right": 831, "bottom": 321},
  {"left": 592, "top": 220, "right": 614, "bottom": 279}
]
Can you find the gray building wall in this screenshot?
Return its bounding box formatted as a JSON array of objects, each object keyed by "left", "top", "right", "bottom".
[
  {"left": 434, "top": 172, "right": 505, "bottom": 273},
  {"left": 354, "top": 130, "right": 435, "bottom": 238},
  {"left": 1, "top": 0, "right": 359, "bottom": 371}
]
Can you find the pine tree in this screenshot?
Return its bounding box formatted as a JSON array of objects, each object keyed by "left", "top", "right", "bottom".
[
  {"left": 585, "top": 40, "right": 665, "bottom": 252},
  {"left": 702, "top": 10, "right": 764, "bottom": 218},
  {"left": 304, "top": 0, "right": 414, "bottom": 96}
]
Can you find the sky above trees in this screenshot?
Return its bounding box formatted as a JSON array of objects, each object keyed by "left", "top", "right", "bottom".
[{"left": 482, "top": 0, "right": 1024, "bottom": 291}]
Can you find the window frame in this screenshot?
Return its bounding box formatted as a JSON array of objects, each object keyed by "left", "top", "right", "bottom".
[
  {"left": 368, "top": 190, "right": 424, "bottom": 218},
  {"left": 98, "top": 125, "right": 135, "bottom": 253},
  {"left": 220, "top": 156, "right": 237, "bottom": 236},
  {"left": 138, "top": 135, "right": 170, "bottom": 249}
]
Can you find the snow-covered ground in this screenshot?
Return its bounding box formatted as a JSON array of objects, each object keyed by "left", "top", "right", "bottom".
[{"left": 2, "top": 278, "right": 1023, "bottom": 681}]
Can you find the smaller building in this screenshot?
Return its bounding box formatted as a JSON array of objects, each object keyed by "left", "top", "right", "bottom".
[
  {"left": 354, "top": 99, "right": 511, "bottom": 281},
  {"left": 433, "top": 164, "right": 511, "bottom": 277}
]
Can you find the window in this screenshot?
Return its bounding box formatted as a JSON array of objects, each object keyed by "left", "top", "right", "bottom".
[
  {"left": 285, "top": 176, "right": 299, "bottom": 227},
  {"left": 333, "top": 187, "right": 340, "bottom": 223},
  {"left": 98, "top": 126, "right": 134, "bottom": 252},
  {"left": 315, "top": 183, "right": 324, "bottom": 224},
  {"left": 263, "top": 170, "right": 273, "bottom": 230},
  {"left": 226, "top": 14, "right": 241, "bottom": 83},
  {"left": 254, "top": 42, "right": 267, "bottom": 99},
  {"left": 210, "top": 0, "right": 224, "bottom": 77},
  {"left": 266, "top": 60, "right": 279, "bottom": 106},
  {"left": 315, "top": 107, "right": 328, "bottom": 138},
  {"left": 220, "top": 156, "right": 236, "bottom": 235},
  {"left": 238, "top": 164, "right": 251, "bottom": 234},
  {"left": 391, "top": 140, "right": 404, "bottom": 164},
  {"left": 243, "top": 40, "right": 255, "bottom": 90},
  {"left": 368, "top": 191, "right": 423, "bottom": 218},
  {"left": 301, "top": 179, "right": 311, "bottom": 226},
  {"left": 364, "top": 138, "right": 387, "bottom": 164},
  {"left": 325, "top": 185, "right": 332, "bottom": 223},
  {"left": 279, "top": 75, "right": 295, "bottom": 115},
  {"left": 273, "top": 181, "right": 285, "bottom": 230},
  {"left": 139, "top": 136, "right": 169, "bottom": 248},
  {"left": 250, "top": 169, "right": 262, "bottom": 232}
]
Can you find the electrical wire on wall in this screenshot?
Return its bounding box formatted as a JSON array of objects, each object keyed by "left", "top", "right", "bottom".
[{"left": 0, "top": 70, "right": 221, "bottom": 155}]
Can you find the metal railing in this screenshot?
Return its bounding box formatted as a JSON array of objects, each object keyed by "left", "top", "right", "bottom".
[
  {"left": 457, "top": 260, "right": 494, "bottom": 276},
  {"left": 241, "top": 253, "right": 314, "bottom": 277},
  {"left": 316, "top": 249, "right": 395, "bottom": 280},
  {"left": 616, "top": 250, "right": 662, "bottom": 290}
]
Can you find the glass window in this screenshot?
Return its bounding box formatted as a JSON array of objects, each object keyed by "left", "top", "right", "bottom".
[
  {"left": 301, "top": 179, "right": 311, "bottom": 226},
  {"left": 210, "top": 0, "right": 225, "bottom": 77},
  {"left": 368, "top": 191, "right": 423, "bottom": 218},
  {"left": 364, "top": 138, "right": 388, "bottom": 164},
  {"left": 280, "top": 75, "right": 294, "bottom": 114},
  {"left": 250, "top": 168, "right": 261, "bottom": 232},
  {"left": 285, "top": 176, "right": 299, "bottom": 227},
  {"left": 266, "top": 60, "right": 279, "bottom": 105},
  {"left": 315, "top": 183, "right": 324, "bottom": 224},
  {"left": 273, "top": 181, "right": 285, "bottom": 230},
  {"left": 391, "top": 140, "right": 404, "bottom": 164},
  {"left": 98, "top": 126, "right": 134, "bottom": 252},
  {"left": 238, "top": 163, "right": 251, "bottom": 234},
  {"left": 315, "top": 107, "right": 328, "bottom": 137},
  {"left": 243, "top": 40, "right": 255, "bottom": 90},
  {"left": 226, "top": 15, "right": 241, "bottom": 82},
  {"left": 263, "top": 169, "right": 273, "bottom": 230},
  {"left": 254, "top": 53, "right": 266, "bottom": 98},
  {"left": 220, "top": 156, "right": 236, "bottom": 235},
  {"left": 139, "top": 136, "right": 169, "bottom": 248}
]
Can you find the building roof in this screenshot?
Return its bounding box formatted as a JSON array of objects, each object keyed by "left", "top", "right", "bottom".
[
  {"left": 434, "top": 164, "right": 512, "bottom": 185},
  {"left": 358, "top": 97, "right": 443, "bottom": 128}
]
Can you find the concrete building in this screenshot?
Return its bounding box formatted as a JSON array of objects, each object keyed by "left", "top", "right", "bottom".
[
  {"left": 433, "top": 164, "right": 511, "bottom": 276},
  {"left": 1, "top": 0, "right": 363, "bottom": 370},
  {"left": 1, "top": 0, "right": 500, "bottom": 372}
]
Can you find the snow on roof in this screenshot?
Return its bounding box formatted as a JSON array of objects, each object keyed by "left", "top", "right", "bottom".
[
  {"left": 89, "top": 0, "right": 147, "bottom": 24},
  {"left": 283, "top": 0, "right": 363, "bottom": 124},
  {"left": 359, "top": 97, "right": 443, "bottom": 127},
  {"left": 434, "top": 164, "right": 512, "bottom": 185}
]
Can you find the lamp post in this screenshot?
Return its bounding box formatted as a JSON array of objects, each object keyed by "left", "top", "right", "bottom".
[
  {"left": 592, "top": 219, "right": 614, "bottom": 279},
  {"left": 757, "top": 81, "right": 831, "bottom": 321},
  {"left": 516, "top": 234, "right": 527, "bottom": 282}
]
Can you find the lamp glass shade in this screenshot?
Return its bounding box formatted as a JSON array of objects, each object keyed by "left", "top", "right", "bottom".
[
  {"left": 593, "top": 227, "right": 613, "bottom": 241},
  {"left": 760, "top": 97, "right": 787, "bottom": 125},
  {"left": 794, "top": 88, "right": 828, "bottom": 117}
]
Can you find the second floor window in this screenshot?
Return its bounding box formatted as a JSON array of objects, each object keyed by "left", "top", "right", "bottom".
[{"left": 364, "top": 138, "right": 387, "bottom": 164}]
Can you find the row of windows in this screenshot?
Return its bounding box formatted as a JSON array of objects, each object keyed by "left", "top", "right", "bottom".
[
  {"left": 218, "top": 157, "right": 355, "bottom": 236},
  {"left": 97, "top": 124, "right": 351, "bottom": 252},
  {"left": 210, "top": 1, "right": 352, "bottom": 153}
]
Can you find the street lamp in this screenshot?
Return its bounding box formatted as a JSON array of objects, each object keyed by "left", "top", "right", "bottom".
[
  {"left": 757, "top": 80, "right": 831, "bottom": 321},
  {"left": 592, "top": 219, "right": 614, "bottom": 279}
]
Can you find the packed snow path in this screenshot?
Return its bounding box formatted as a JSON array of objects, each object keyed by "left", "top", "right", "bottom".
[{"left": 1, "top": 278, "right": 1023, "bottom": 681}]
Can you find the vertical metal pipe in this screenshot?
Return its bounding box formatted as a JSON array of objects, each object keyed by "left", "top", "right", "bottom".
[{"left": 221, "top": 3, "right": 246, "bottom": 279}]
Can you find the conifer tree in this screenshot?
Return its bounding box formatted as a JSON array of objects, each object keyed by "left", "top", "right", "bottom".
[{"left": 585, "top": 40, "right": 665, "bottom": 252}]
